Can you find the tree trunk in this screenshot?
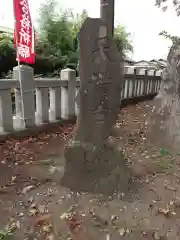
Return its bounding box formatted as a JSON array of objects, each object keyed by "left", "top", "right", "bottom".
[{"left": 147, "top": 47, "right": 180, "bottom": 151}]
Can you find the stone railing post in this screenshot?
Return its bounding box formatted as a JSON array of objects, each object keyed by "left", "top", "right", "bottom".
[
  {"left": 60, "top": 68, "right": 76, "bottom": 119},
  {"left": 124, "top": 67, "right": 135, "bottom": 99},
  {"left": 75, "top": 85, "right": 80, "bottom": 116},
  {"left": 155, "top": 70, "right": 162, "bottom": 93},
  {"left": 0, "top": 88, "right": 13, "bottom": 132},
  {"left": 147, "top": 70, "right": 154, "bottom": 94},
  {"left": 35, "top": 87, "right": 49, "bottom": 124},
  {"left": 13, "top": 65, "right": 35, "bottom": 129},
  {"left": 49, "top": 82, "right": 61, "bottom": 122},
  {"left": 136, "top": 68, "right": 146, "bottom": 96}
]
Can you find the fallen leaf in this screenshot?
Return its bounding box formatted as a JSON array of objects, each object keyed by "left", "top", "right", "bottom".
[
  {"left": 158, "top": 208, "right": 170, "bottom": 215},
  {"left": 28, "top": 204, "right": 39, "bottom": 216},
  {"left": 158, "top": 207, "right": 176, "bottom": 217},
  {"left": 0, "top": 186, "right": 8, "bottom": 194},
  {"left": 28, "top": 197, "right": 34, "bottom": 204},
  {"left": 60, "top": 212, "right": 70, "bottom": 220},
  {"left": 19, "top": 212, "right": 24, "bottom": 217},
  {"left": 61, "top": 212, "right": 81, "bottom": 233},
  {"left": 38, "top": 205, "right": 47, "bottom": 214},
  {"left": 119, "top": 228, "right": 126, "bottom": 236},
  {"left": 171, "top": 211, "right": 176, "bottom": 216},
  {"left": 110, "top": 215, "right": 118, "bottom": 222},
  {"left": 29, "top": 208, "right": 38, "bottom": 216},
  {"left": 42, "top": 224, "right": 52, "bottom": 233},
  {"left": 35, "top": 214, "right": 51, "bottom": 226},
  {"left": 22, "top": 185, "right": 34, "bottom": 194},
  {"left": 80, "top": 212, "right": 86, "bottom": 217},
  {"left": 169, "top": 200, "right": 174, "bottom": 206},
  {"left": 7, "top": 220, "right": 20, "bottom": 232},
  {"left": 11, "top": 176, "right": 16, "bottom": 182},
  {"left": 164, "top": 184, "right": 177, "bottom": 191}
]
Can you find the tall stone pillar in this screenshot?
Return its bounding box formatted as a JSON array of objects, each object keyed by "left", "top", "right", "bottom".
[{"left": 100, "top": 0, "right": 115, "bottom": 37}]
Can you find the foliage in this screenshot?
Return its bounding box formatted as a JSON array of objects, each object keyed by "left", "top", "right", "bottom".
[
  {"left": 0, "top": 0, "right": 133, "bottom": 77},
  {"left": 114, "top": 24, "right": 133, "bottom": 55},
  {"left": 37, "top": 0, "right": 133, "bottom": 74},
  {"left": 155, "top": 0, "right": 180, "bottom": 16},
  {"left": 0, "top": 229, "right": 13, "bottom": 240},
  {"left": 159, "top": 148, "right": 169, "bottom": 156},
  {"left": 0, "top": 33, "right": 16, "bottom": 78},
  {"left": 36, "top": 0, "right": 86, "bottom": 74},
  {"left": 159, "top": 31, "right": 180, "bottom": 50},
  {"left": 156, "top": 1, "right": 180, "bottom": 50}
]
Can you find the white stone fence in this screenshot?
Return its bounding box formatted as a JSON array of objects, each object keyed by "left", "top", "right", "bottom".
[{"left": 0, "top": 65, "right": 162, "bottom": 136}]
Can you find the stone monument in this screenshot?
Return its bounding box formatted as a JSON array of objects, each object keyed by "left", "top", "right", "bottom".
[{"left": 62, "top": 18, "right": 127, "bottom": 194}]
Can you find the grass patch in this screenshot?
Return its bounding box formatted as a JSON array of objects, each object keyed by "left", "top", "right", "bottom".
[
  {"left": 152, "top": 157, "right": 175, "bottom": 173},
  {"left": 0, "top": 230, "right": 13, "bottom": 240},
  {"left": 148, "top": 148, "right": 176, "bottom": 173},
  {"left": 159, "top": 149, "right": 169, "bottom": 156}
]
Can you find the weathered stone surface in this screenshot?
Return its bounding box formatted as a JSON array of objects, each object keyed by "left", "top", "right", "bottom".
[
  {"left": 73, "top": 18, "right": 123, "bottom": 148},
  {"left": 100, "top": 0, "right": 115, "bottom": 37},
  {"left": 148, "top": 46, "right": 180, "bottom": 150},
  {"left": 62, "top": 18, "right": 127, "bottom": 193}
]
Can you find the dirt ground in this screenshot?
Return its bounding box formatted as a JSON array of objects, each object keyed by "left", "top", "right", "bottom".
[{"left": 1, "top": 100, "right": 180, "bottom": 239}]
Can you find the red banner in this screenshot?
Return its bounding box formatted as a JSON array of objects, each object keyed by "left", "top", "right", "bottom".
[{"left": 13, "top": 0, "right": 36, "bottom": 64}]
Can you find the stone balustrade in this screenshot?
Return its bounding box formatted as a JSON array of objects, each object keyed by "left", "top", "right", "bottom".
[{"left": 0, "top": 65, "right": 162, "bottom": 137}]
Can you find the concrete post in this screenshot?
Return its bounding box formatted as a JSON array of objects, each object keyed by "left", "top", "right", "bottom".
[
  {"left": 13, "top": 65, "right": 35, "bottom": 129},
  {"left": 0, "top": 89, "right": 13, "bottom": 132},
  {"left": 35, "top": 87, "right": 49, "bottom": 124},
  {"left": 60, "top": 68, "right": 76, "bottom": 119},
  {"left": 75, "top": 87, "right": 80, "bottom": 116},
  {"left": 49, "top": 85, "right": 61, "bottom": 122}
]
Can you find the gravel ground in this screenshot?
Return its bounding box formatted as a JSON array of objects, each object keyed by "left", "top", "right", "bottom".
[{"left": 0, "top": 101, "right": 180, "bottom": 239}]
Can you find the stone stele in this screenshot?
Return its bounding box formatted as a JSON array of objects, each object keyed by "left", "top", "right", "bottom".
[{"left": 64, "top": 17, "right": 124, "bottom": 176}]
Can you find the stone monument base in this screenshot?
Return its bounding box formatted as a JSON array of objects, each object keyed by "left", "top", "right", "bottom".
[{"left": 61, "top": 140, "right": 132, "bottom": 195}]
